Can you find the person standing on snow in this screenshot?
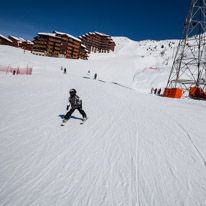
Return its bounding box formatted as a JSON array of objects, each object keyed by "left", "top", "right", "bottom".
[
  {"left": 94, "top": 73, "right": 97, "bottom": 79},
  {"left": 151, "top": 87, "right": 154, "bottom": 94},
  {"left": 154, "top": 88, "right": 157, "bottom": 94},
  {"left": 158, "top": 88, "right": 161, "bottom": 95},
  {"left": 63, "top": 89, "right": 87, "bottom": 123}
]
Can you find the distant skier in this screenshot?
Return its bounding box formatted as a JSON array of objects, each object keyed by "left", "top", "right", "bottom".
[
  {"left": 62, "top": 89, "right": 87, "bottom": 124},
  {"left": 64, "top": 68, "right": 67, "bottom": 74},
  {"left": 158, "top": 88, "right": 161, "bottom": 95},
  {"left": 151, "top": 87, "right": 154, "bottom": 94},
  {"left": 94, "top": 73, "right": 97, "bottom": 79},
  {"left": 154, "top": 88, "right": 157, "bottom": 94}
]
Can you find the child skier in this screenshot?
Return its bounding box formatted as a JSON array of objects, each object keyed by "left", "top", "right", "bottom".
[{"left": 62, "top": 89, "right": 87, "bottom": 124}]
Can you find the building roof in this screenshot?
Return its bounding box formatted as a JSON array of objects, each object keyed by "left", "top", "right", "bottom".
[
  {"left": 79, "top": 32, "right": 115, "bottom": 45},
  {"left": 19, "top": 37, "right": 25, "bottom": 42},
  {"left": 53, "top": 31, "right": 81, "bottom": 42},
  {"left": 9, "top": 36, "right": 20, "bottom": 41},
  {"left": 80, "top": 32, "right": 111, "bottom": 38},
  {"left": 24, "top": 40, "right": 34, "bottom": 45},
  {"left": 95, "top": 32, "right": 109, "bottom": 37},
  {"left": 38, "top": 32, "right": 61, "bottom": 39},
  {"left": 0, "top": 34, "right": 12, "bottom": 43}
]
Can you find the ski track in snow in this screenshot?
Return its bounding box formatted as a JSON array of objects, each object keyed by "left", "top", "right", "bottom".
[
  {"left": 176, "top": 122, "right": 206, "bottom": 167},
  {"left": 0, "top": 41, "right": 206, "bottom": 206}
]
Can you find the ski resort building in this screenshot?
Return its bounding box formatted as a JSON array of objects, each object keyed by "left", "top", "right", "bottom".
[
  {"left": 79, "top": 45, "right": 88, "bottom": 60},
  {"left": 0, "top": 34, "right": 13, "bottom": 46},
  {"left": 33, "top": 33, "right": 61, "bottom": 57},
  {"left": 8, "top": 36, "right": 20, "bottom": 47},
  {"left": 78, "top": 32, "right": 115, "bottom": 53},
  {"left": 8, "top": 36, "right": 32, "bottom": 50},
  {"left": 8, "top": 36, "right": 25, "bottom": 48},
  {"left": 21, "top": 40, "right": 34, "bottom": 51},
  {"left": 53, "top": 31, "right": 88, "bottom": 60},
  {"left": 32, "top": 31, "right": 88, "bottom": 59}
]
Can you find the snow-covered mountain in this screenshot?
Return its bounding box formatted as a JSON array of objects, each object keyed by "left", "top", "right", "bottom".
[{"left": 0, "top": 37, "right": 206, "bottom": 206}]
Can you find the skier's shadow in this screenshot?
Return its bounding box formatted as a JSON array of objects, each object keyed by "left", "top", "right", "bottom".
[
  {"left": 59, "top": 114, "right": 83, "bottom": 121},
  {"left": 83, "top": 76, "right": 90, "bottom": 79},
  {"left": 98, "top": 79, "right": 106, "bottom": 83},
  {"left": 111, "top": 82, "right": 132, "bottom": 90}
]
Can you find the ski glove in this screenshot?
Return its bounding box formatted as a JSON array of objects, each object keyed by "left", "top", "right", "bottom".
[{"left": 66, "top": 105, "right": 70, "bottom": 110}]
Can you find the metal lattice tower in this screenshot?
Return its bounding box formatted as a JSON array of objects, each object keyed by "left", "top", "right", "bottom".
[{"left": 166, "top": 0, "right": 206, "bottom": 95}]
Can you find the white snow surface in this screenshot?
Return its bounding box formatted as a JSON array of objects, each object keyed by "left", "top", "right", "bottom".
[{"left": 0, "top": 37, "right": 206, "bottom": 206}]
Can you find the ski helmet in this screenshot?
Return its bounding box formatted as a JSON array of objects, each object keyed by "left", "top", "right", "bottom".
[{"left": 69, "top": 88, "right": 76, "bottom": 95}]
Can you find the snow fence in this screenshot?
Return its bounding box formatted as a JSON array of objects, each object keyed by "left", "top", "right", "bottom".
[{"left": 0, "top": 65, "right": 32, "bottom": 75}]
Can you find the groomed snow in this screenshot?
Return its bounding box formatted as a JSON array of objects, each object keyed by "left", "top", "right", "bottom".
[{"left": 0, "top": 38, "right": 206, "bottom": 206}]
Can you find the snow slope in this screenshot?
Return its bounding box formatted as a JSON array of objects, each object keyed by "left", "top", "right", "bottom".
[{"left": 0, "top": 38, "right": 206, "bottom": 206}]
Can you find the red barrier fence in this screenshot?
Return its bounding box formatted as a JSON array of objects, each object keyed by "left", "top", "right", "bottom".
[
  {"left": 0, "top": 65, "right": 32, "bottom": 75},
  {"left": 149, "top": 67, "right": 159, "bottom": 70},
  {"left": 141, "top": 67, "right": 159, "bottom": 72}
]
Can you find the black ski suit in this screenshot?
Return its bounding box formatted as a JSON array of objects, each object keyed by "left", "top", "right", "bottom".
[{"left": 64, "top": 95, "right": 87, "bottom": 120}]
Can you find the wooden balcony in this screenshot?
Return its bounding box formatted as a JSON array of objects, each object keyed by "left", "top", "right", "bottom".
[
  {"left": 49, "top": 37, "right": 61, "bottom": 43},
  {"left": 73, "top": 52, "right": 78, "bottom": 56},
  {"left": 68, "top": 42, "right": 80, "bottom": 48},
  {"left": 47, "top": 45, "right": 53, "bottom": 49},
  {"left": 67, "top": 46, "right": 73, "bottom": 50},
  {"left": 74, "top": 41, "right": 81, "bottom": 45},
  {"left": 62, "top": 37, "right": 68, "bottom": 41}
]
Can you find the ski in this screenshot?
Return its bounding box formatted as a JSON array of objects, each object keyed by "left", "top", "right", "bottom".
[
  {"left": 61, "top": 117, "right": 88, "bottom": 126},
  {"left": 80, "top": 117, "right": 88, "bottom": 124},
  {"left": 61, "top": 119, "right": 68, "bottom": 126}
]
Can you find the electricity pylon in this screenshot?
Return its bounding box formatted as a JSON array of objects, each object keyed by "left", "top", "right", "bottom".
[{"left": 166, "top": 0, "right": 206, "bottom": 96}]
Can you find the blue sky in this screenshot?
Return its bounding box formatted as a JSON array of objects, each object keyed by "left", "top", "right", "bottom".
[{"left": 0, "top": 0, "right": 190, "bottom": 41}]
